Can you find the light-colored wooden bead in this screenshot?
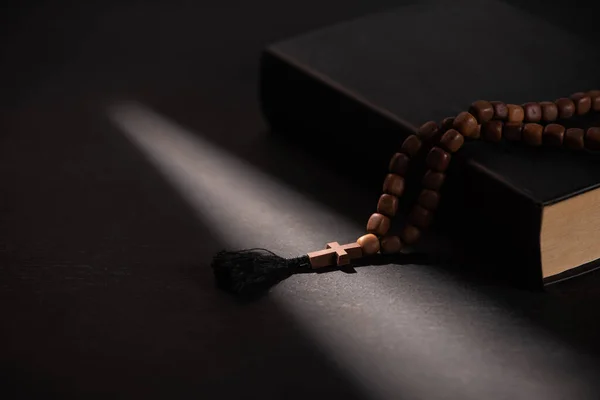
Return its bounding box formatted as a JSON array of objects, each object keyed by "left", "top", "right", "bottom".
[
  {"left": 380, "top": 236, "right": 403, "bottom": 254},
  {"left": 366, "top": 213, "right": 390, "bottom": 236},
  {"left": 382, "top": 173, "right": 405, "bottom": 197},
  {"left": 453, "top": 112, "right": 479, "bottom": 137},
  {"left": 401, "top": 135, "right": 422, "bottom": 157},
  {"left": 440, "top": 129, "right": 464, "bottom": 152},
  {"left": 506, "top": 104, "right": 525, "bottom": 122},
  {"left": 400, "top": 224, "right": 421, "bottom": 245},
  {"left": 357, "top": 233, "right": 380, "bottom": 255},
  {"left": 377, "top": 194, "right": 398, "bottom": 217}
]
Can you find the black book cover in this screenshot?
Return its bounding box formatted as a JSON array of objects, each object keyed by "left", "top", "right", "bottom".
[{"left": 259, "top": 0, "right": 600, "bottom": 286}]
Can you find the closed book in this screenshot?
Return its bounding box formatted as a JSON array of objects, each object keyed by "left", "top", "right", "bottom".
[{"left": 258, "top": 0, "right": 600, "bottom": 286}]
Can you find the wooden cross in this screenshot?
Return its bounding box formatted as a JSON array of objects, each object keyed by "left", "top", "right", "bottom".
[{"left": 307, "top": 242, "right": 363, "bottom": 268}]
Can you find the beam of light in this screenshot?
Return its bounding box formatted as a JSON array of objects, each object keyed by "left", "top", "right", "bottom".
[{"left": 109, "top": 101, "right": 596, "bottom": 400}]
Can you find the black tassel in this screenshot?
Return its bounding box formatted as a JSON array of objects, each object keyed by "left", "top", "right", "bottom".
[{"left": 211, "top": 248, "right": 311, "bottom": 297}]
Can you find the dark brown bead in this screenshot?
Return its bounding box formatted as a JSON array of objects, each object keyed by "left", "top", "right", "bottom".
[
  {"left": 506, "top": 104, "right": 524, "bottom": 122},
  {"left": 401, "top": 135, "right": 422, "bottom": 157},
  {"left": 366, "top": 213, "right": 390, "bottom": 236},
  {"left": 585, "top": 127, "right": 600, "bottom": 151},
  {"left": 422, "top": 170, "right": 445, "bottom": 191},
  {"left": 453, "top": 112, "right": 479, "bottom": 138},
  {"left": 570, "top": 92, "right": 592, "bottom": 115},
  {"left": 469, "top": 100, "right": 494, "bottom": 123},
  {"left": 490, "top": 101, "right": 508, "bottom": 120},
  {"left": 503, "top": 122, "right": 523, "bottom": 141},
  {"left": 564, "top": 128, "right": 585, "bottom": 149},
  {"left": 418, "top": 189, "right": 440, "bottom": 211},
  {"left": 439, "top": 129, "right": 464, "bottom": 153},
  {"left": 588, "top": 90, "right": 600, "bottom": 111},
  {"left": 555, "top": 98, "right": 576, "bottom": 119},
  {"left": 522, "top": 123, "right": 544, "bottom": 146},
  {"left": 417, "top": 121, "right": 440, "bottom": 142},
  {"left": 400, "top": 224, "right": 421, "bottom": 245},
  {"left": 539, "top": 101, "right": 558, "bottom": 122},
  {"left": 522, "top": 102, "right": 542, "bottom": 123},
  {"left": 382, "top": 174, "right": 405, "bottom": 197},
  {"left": 473, "top": 124, "right": 481, "bottom": 139},
  {"left": 408, "top": 205, "right": 433, "bottom": 229},
  {"left": 543, "top": 124, "right": 565, "bottom": 147},
  {"left": 481, "top": 120, "right": 503, "bottom": 142},
  {"left": 426, "top": 147, "right": 451, "bottom": 172},
  {"left": 441, "top": 117, "right": 455, "bottom": 131},
  {"left": 380, "top": 236, "right": 403, "bottom": 254},
  {"left": 388, "top": 152, "right": 410, "bottom": 175},
  {"left": 377, "top": 194, "right": 399, "bottom": 217}
]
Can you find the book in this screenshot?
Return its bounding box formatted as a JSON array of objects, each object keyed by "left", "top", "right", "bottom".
[{"left": 258, "top": 0, "right": 600, "bottom": 286}]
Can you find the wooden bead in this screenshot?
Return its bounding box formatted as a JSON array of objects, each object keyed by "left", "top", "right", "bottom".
[
  {"left": 506, "top": 104, "right": 524, "bottom": 122},
  {"left": 469, "top": 100, "right": 494, "bottom": 123},
  {"left": 366, "top": 213, "right": 390, "bottom": 236},
  {"left": 418, "top": 189, "right": 440, "bottom": 211},
  {"left": 388, "top": 152, "right": 410, "bottom": 175},
  {"left": 539, "top": 101, "right": 558, "bottom": 122},
  {"left": 426, "top": 147, "right": 451, "bottom": 172},
  {"left": 453, "top": 112, "right": 479, "bottom": 137},
  {"left": 439, "top": 129, "right": 464, "bottom": 152},
  {"left": 441, "top": 117, "right": 455, "bottom": 131},
  {"left": 408, "top": 205, "right": 433, "bottom": 229},
  {"left": 377, "top": 194, "right": 398, "bottom": 217},
  {"left": 382, "top": 173, "right": 405, "bottom": 197},
  {"left": 473, "top": 124, "right": 481, "bottom": 139},
  {"left": 422, "top": 170, "right": 445, "bottom": 191},
  {"left": 490, "top": 101, "right": 508, "bottom": 120},
  {"left": 380, "top": 236, "right": 403, "bottom": 254},
  {"left": 542, "top": 123, "right": 565, "bottom": 147},
  {"left": 585, "top": 127, "right": 600, "bottom": 151},
  {"left": 400, "top": 224, "right": 421, "bottom": 245},
  {"left": 503, "top": 122, "right": 523, "bottom": 141},
  {"left": 522, "top": 123, "right": 544, "bottom": 146},
  {"left": 587, "top": 90, "right": 600, "bottom": 111},
  {"left": 565, "top": 128, "right": 585, "bottom": 150},
  {"left": 357, "top": 234, "right": 380, "bottom": 255},
  {"left": 481, "top": 120, "right": 503, "bottom": 142},
  {"left": 555, "top": 98, "right": 576, "bottom": 119},
  {"left": 401, "top": 135, "right": 422, "bottom": 157},
  {"left": 570, "top": 92, "right": 592, "bottom": 115},
  {"left": 522, "top": 102, "right": 542, "bottom": 122},
  {"left": 417, "top": 121, "right": 440, "bottom": 142}
]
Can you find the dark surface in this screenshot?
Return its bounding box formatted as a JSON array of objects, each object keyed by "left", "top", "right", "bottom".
[{"left": 2, "top": 1, "right": 600, "bottom": 399}]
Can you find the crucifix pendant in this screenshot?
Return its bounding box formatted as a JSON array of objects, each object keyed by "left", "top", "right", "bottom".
[{"left": 307, "top": 242, "right": 363, "bottom": 268}]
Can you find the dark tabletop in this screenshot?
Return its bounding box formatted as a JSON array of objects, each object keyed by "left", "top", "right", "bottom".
[{"left": 2, "top": 1, "right": 600, "bottom": 399}]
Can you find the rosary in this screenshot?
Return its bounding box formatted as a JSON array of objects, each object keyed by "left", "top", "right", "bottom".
[{"left": 212, "top": 90, "right": 600, "bottom": 296}]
